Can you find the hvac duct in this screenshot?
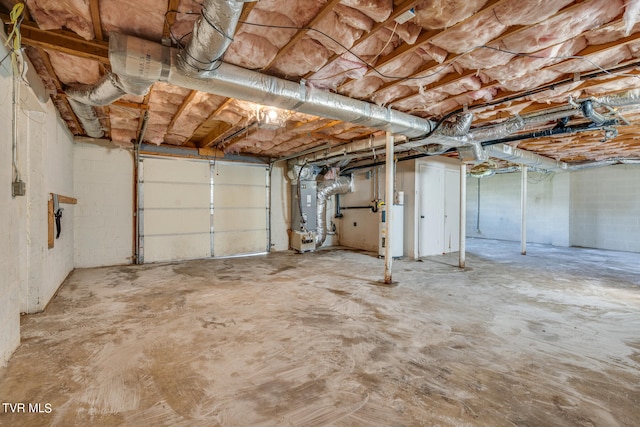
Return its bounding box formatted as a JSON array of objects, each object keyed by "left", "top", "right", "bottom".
[
  {"left": 108, "top": 31, "right": 440, "bottom": 139},
  {"left": 316, "top": 175, "right": 352, "bottom": 248},
  {"left": 176, "top": 0, "right": 243, "bottom": 76},
  {"left": 486, "top": 144, "right": 567, "bottom": 172},
  {"left": 591, "top": 89, "right": 640, "bottom": 106},
  {"left": 68, "top": 98, "right": 103, "bottom": 138}
]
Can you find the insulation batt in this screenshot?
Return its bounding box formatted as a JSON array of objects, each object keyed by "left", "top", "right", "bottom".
[
  {"left": 372, "top": 84, "right": 414, "bottom": 106},
  {"left": 482, "top": 37, "right": 588, "bottom": 84},
  {"left": 167, "top": 93, "right": 228, "bottom": 144},
  {"left": 225, "top": 33, "right": 280, "bottom": 69},
  {"left": 586, "top": 20, "right": 640, "bottom": 45},
  {"left": 308, "top": 57, "right": 368, "bottom": 91},
  {"left": 552, "top": 44, "right": 633, "bottom": 74},
  {"left": 348, "top": 28, "right": 400, "bottom": 63},
  {"left": 339, "top": 0, "right": 392, "bottom": 23},
  {"left": 308, "top": 10, "right": 364, "bottom": 55},
  {"left": 584, "top": 76, "right": 640, "bottom": 94},
  {"left": 499, "top": 69, "right": 562, "bottom": 92},
  {"left": 257, "top": 0, "right": 326, "bottom": 27},
  {"left": 27, "top": 0, "right": 93, "bottom": 40},
  {"left": 100, "top": 0, "right": 165, "bottom": 42},
  {"left": 342, "top": 76, "right": 384, "bottom": 100},
  {"left": 492, "top": 0, "right": 575, "bottom": 26},
  {"left": 501, "top": 0, "right": 625, "bottom": 54},
  {"left": 624, "top": 0, "right": 640, "bottom": 35},
  {"left": 413, "top": 0, "right": 488, "bottom": 30},
  {"left": 430, "top": 7, "right": 507, "bottom": 54},
  {"left": 46, "top": 51, "right": 100, "bottom": 85},
  {"left": 335, "top": 5, "right": 374, "bottom": 32},
  {"left": 271, "top": 37, "right": 330, "bottom": 76},
  {"left": 238, "top": 9, "right": 298, "bottom": 49},
  {"left": 169, "top": 0, "right": 203, "bottom": 43},
  {"left": 24, "top": 47, "right": 57, "bottom": 95},
  {"left": 391, "top": 21, "right": 422, "bottom": 45}
]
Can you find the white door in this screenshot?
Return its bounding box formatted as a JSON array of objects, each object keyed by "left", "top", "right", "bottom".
[
  {"left": 444, "top": 168, "right": 460, "bottom": 253},
  {"left": 212, "top": 162, "right": 268, "bottom": 257},
  {"left": 418, "top": 164, "right": 444, "bottom": 257},
  {"left": 142, "top": 157, "right": 211, "bottom": 262}
]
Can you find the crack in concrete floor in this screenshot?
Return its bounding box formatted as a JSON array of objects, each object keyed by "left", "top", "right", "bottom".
[{"left": 0, "top": 239, "right": 639, "bottom": 426}]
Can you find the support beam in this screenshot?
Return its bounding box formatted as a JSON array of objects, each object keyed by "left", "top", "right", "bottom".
[
  {"left": 459, "top": 162, "right": 466, "bottom": 268},
  {"left": 3, "top": 14, "right": 110, "bottom": 64},
  {"left": 384, "top": 131, "right": 394, "bottom": 284},
  {"left": 521, "top": 165, "right": 528, "bottom": 255}
]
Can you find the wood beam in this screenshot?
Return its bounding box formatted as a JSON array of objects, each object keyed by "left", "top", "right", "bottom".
[
  {"left": 163, "top": 0, "right": 181, "bottom": 41},
  {"left": 186, "top": 98, "right": 234, "bottom": 147},
  {"left": 36, "top": 47, "right": 84, "bottom": 134},
  {"left": 89, "top": 0, "right": 103, "bottom": 41},
  {"left": 2, "top": 14, "right": 110, "bottom": 64},
  {"left": 166, "top": 90, "right": 198, "bottom": 135},
  {"left": 238, "top": 1, "right": 257, "bottom": 25}
]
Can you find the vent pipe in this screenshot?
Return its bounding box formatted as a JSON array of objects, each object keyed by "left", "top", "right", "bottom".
[{"left": 316, "top": 175, "right": 352, "bottom": 248}]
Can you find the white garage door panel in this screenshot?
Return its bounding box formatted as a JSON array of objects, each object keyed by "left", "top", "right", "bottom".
[
  {"left": 145, "top": 158, "right": 211, "bottom": 183},
  {"left": 214, "top": 230, "right": 267, "bottom": 257},
  {"left": 214, "top": 162, "right": 266, "bottom": 185},
  {"left": 143, "top": 157, "right": 212, "bottom": 263},
  {"left": 145, "top": 209, "right": 210, "bottom": 235},
  {"left": 213, "top": 163, "right": 267, "bottom": 256},
  {"left": 144, "top": 234, "right": 210, "bottom": 262},
  {"left": 145, "top": 183, "right": 210, "bottom": 209},
  {"left": 215, "top": 185, "right": 266, "bottom": 209},
  {"left": 214, "top": 208, "right": 265, "bottom": 232}
]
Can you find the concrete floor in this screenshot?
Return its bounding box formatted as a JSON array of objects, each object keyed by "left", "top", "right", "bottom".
[{"left": 0, "top": 238, "right": 639, "bottom": 426}]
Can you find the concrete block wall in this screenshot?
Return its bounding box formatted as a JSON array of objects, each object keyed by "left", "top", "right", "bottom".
[
  {"left": 570, "top": 165, "right": 640, "bottom": 252},
  {"left": 466, "top": 171, "right": 571, "bottom": 246},
  {"left": 74, "top": 143, "right": 134, "bottom": 267},
  {"left": 1, "top": 43, "right": 75, "bottom": 365},
  {"left": 0, "top": 45, "right": 21, "bottom": 367}
]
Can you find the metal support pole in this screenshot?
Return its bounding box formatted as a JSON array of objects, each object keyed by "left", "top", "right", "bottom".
[
  {"left": 459, "top": 162, "right": 466, "bottom": 268},
  {"left": 521, "top": 165, "right": 528, "bottom": 255},
  {"left": 384, "top": 131, "right": 394, "bottom": 284}
]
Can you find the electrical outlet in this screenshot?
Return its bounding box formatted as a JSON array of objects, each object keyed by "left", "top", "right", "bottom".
[{"left": 12, "top": 180, "right": 26, "bottom": 197}]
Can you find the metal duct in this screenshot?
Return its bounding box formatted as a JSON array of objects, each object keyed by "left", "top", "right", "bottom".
[
  {"left": 316, "top": 175, "right": 352, "bottom": 248},
  {"left": 176, "top": 0, "right": 243, "bottom": 76},
  {"left": 66, "top": 71, "right": 152, "bottom": 106},
  {"left": 487, "top": 144, "right": 567, "bottom": 172},
  {"left": 580, "top": 100, "right": 607, "bottom": 125},
  {"left": 68, "top": 98, "right": 103, "bottom": 138},
  {"left": 110, "top": 32, "right": 440, "bottom": 139},
  {"left": 591, "top": 89, "right": 640, "bottom": 106}
]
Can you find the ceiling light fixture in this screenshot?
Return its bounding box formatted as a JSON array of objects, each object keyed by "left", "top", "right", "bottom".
[{"left": 257, "top": 106, "right": 289, "bottom": 130}]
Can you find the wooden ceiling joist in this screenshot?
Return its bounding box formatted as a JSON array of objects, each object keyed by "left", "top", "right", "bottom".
[{"left": 3, "top": 14, "right": 110, "bottom": 64}]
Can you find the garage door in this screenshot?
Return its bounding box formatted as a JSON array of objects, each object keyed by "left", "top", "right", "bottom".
[
  {"left": 142, "top": 157, "right": 211, "bottom": 263},
  {"left": 140, "top": 157, "right": 268, "bottom": 262},
  {"left": 212, "top": 162, "right": 268, "bottom": 257}
]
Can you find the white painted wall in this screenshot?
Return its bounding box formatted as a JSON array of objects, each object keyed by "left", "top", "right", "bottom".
[
  {"left": 465, "top": 170, "right": 571, "bottom": 247},
  {"left": 0, "top": 42, "right": 75, "bottom": 365},
  {"left": 0, "top": 42, "right": 21, "bottom": 367},
  {"left": 570, "top": 165, "right": 640, "bottom": 252},
  {"left": 74, "top": 143, "right": 134, "bottom": 267},
  {"left": 338, "top": 161, "right": 416, "bottom": 256}
]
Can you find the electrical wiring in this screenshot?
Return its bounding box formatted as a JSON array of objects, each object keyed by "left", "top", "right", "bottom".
[
  {"left": 0, "top": 50, "right": 11, "bottom": 68},
  {"left": 163, "top": 9, "right": 640, "bottom": 85}
]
